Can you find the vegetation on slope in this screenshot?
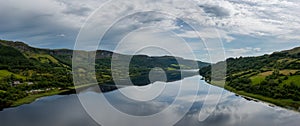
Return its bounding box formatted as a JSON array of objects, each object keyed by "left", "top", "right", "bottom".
[
  {"left": 200, "top": 47, "right": 300, "bottom": 111},
  {"left": 0, "top": 40, "right": 208, "bottom": 110}
]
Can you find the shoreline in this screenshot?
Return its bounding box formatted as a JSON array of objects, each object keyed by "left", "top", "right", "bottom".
[
  {"left": 204, "top": 78, "right": 300, "bottom": 112},
  {"left": 2, "top": 81, "right": 300, "bottom": 113},
  {"left": 11, "top": 88, "right": 73, "bottom": 108},
  {"left": 223, "top": 85, "right": 300, "bottom": 112},
  {"left": 1, "top": 84, "right": 97, "bottom": 111},
  {"left": 236, "top": 92, "right": 300, "bottom": 113}
]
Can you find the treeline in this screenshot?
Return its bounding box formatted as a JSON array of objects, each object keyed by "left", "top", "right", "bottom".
[
  {"left": 200, "top": 50, "right": 300, "bottom": 80},
  {"left": 94, "top": 55, "right": 201, "bottom": 86},
  {"left": 227, "top": 71, "right": 300, "bottom": 102}
]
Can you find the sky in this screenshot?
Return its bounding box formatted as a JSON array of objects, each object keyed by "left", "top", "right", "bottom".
[{"left": 0, "top": 0, "right": 299, "bottom": 62}]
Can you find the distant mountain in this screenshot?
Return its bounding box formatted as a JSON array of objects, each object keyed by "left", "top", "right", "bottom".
[
  {"left": 0, "top": 40, "right": 208, "bottom": 68},
  {"left": 200, "top": 46, "right": 300, "bottom": 111},
  {"left": 0, "top": 39, "right": 208, "bottom": 110},
  {"left": 0, "top": 40, "right": 209, "bottom": 84}
]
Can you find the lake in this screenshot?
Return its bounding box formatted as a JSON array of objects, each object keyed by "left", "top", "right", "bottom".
[{"left": 0, "top": 75, "right": 300, "bottom": 126}]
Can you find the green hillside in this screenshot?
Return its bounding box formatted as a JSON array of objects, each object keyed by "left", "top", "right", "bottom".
[
  {"left": 0, "top": 39, "right": 208, "bottom": 110},
  {"left": 200, "top": 47, "right": 300, "bottom": 111}
]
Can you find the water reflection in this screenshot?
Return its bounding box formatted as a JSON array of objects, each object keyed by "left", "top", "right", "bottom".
[{"left": 0, "top": 76, "right": 300, "bottom": 126}]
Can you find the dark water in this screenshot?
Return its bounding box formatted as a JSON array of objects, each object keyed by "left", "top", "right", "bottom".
[{"left": 0, "top": 75, "right": 300, "bottom": 126}]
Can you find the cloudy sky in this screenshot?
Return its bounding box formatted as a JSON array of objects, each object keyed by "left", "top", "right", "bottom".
[{"left": 0, "top": 0, "right": 299, "bottom": 62}]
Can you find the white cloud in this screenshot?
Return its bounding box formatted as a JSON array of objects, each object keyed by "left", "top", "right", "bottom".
[
  {"left": 0, "top": 0, "right": 299, "bottom": 60},
  {"left": 253, "top": 48, "right": 261, "bottom": 52},
  {"left": 113, "top": 28, "right": 199, "bottom": 60},
  {"left": 226, "top": 47, "right": 263, "bottom": 58},
  {"left": 193, "top": 0, "right": 300, "bottom": 40},
  {"left": 177, "top": 28, "right": 235, "bottom": 42}
]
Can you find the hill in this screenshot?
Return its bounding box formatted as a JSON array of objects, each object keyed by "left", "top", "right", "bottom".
[
  {"left": 200, "top": 47, "right": 300, "bottom": 111},
  {"left": 0, "top": 39, "right": 208, "bottom": 110}
]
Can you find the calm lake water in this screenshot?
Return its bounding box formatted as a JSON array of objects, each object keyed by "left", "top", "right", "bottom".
[{"left": 1, "top": 75, "right": 300, "bottom": 126}]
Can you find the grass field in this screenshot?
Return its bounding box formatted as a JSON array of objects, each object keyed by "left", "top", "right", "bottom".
[
  {"left": 11, "top": 84, "right": 95, "bottom": 108},
  {"left": 11, "top": 88, "right": 71, "bottom": 107},
  {"left": 211, "top": 80, "right": 226, "bottom": 87},
  {"left": 282, "top": 75, "right": 300, "bottom": 86},
  {"left": 249, "top": 71, "right": 271, "bottom": 85},
  {"left": 30, "top": 54, "right": 59, "bottom": 64},
  {"left": 280, "top": 69, "right": 298, "bottom": 75},
  {"left": 250, "top": 69, "right": 299, "bottom": 85},
  {"left": 166, "top": 67, "right": 176, "bottom": 71},
  {"left": 27, "top": 53, "right": 71, "bottom": 68},
  {"left": 0, "top": 70, "right": 26, "bottom": 80},
  {"left": 250, "top": 76, "right": 265, "bottom": 85}
]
